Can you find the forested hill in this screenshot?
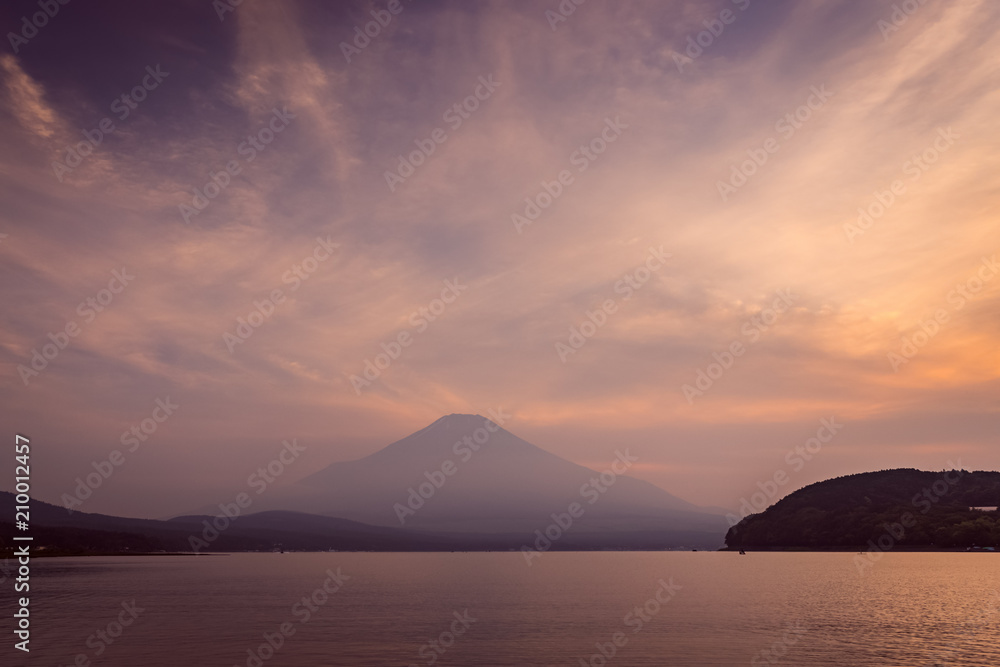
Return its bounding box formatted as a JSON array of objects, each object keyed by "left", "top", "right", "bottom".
[{"left": 725, "top": 469, "right": 1000, "bottom": 550}]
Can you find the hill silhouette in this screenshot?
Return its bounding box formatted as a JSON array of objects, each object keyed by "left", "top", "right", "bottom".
[
  {"left": 0, "top": 491, "right": 724, "bottom": 555},
  {"left": 725, "top": 468, "right": 1000, "bottom": 550}
]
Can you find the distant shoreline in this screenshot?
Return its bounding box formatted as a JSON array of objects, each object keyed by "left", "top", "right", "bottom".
[
  {"left": 4, "top": 547, "right": 996, "bottom": 558},
  {"left": 0, "top": 550, "right": 212, "bottom": 558},
  {"left": 719, "top": 546, "right": 997, "bottom": 553}
]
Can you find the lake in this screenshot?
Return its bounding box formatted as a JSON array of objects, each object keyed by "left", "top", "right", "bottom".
[{"left": 13, "top": 552, "right": 1000, "bottom": 666}]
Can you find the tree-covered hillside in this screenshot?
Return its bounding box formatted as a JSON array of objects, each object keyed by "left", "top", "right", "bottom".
[{"left": 725, "top": 469, "right": 1000, "bottom": 549}]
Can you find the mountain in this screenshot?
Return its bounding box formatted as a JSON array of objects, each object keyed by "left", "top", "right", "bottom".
[
  {"left": 0, "top": 414, "right": 729, "bottom": 555},
  {"left": 251, "top": 413, "right": 727, "bottom": 538},
  {"left": 725, "top": 468, "right": 1000, "bottom": 550}
]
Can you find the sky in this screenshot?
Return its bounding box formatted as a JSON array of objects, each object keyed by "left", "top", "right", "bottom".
[{"left": 1, "top": 0, "right": 998, "bottom": 519}]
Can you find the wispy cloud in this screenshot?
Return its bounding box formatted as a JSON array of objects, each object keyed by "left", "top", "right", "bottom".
[{"left": 1, "top": 0, "right": 998, "bottom": 517}]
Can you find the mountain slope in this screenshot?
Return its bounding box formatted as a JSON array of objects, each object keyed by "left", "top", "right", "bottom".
[{"left": 253, "top": 413, "right": 726, "bottom": 535}]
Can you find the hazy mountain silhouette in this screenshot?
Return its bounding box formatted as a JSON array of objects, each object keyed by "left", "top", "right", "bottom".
[
  {"left": 252, "top": 413, "right": 728, "bottom": 535},
  {"left": 0, "top": 492, "right": 725, "bottom": 553}
]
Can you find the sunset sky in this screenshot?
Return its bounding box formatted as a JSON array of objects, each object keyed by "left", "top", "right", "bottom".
[{"left": 1, "top": 0, "right": 998, "bottom": 518}]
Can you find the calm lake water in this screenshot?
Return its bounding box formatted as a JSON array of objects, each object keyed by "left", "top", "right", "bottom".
[{"left": 11, "top": 552, "right": 1000, "bottom": 666}]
